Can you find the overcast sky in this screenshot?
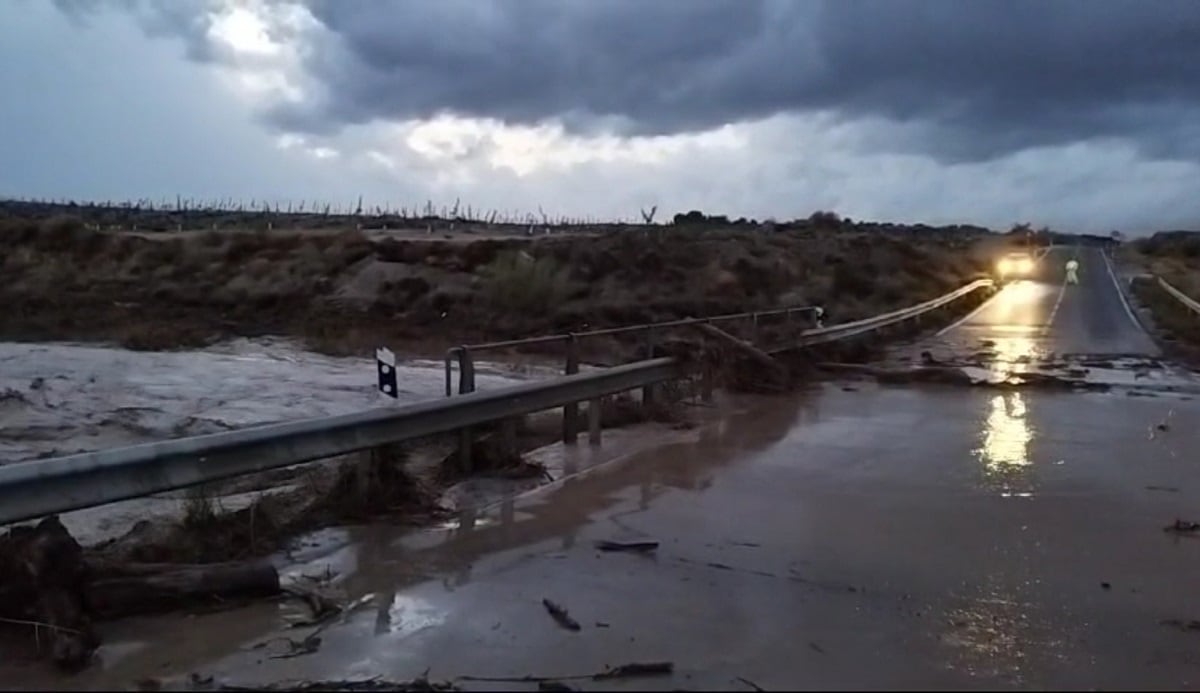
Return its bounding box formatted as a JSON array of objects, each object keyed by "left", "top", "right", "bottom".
[{"left": 2, "top": 0, "right": 1198, "bottom": 233}]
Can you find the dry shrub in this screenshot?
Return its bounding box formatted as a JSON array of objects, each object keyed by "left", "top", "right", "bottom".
[
  {"left": 0, "top": 217, "right": 40, "bottom": 243},
  {"left": 198, "top": 229, "right": 225, "bottom": 248},
  {"left": 1132, "top": 276, "right": 1200, "bottom": 349},
  {"left": 320, "top": 446, "right": 438, "bottom": 520},
  {"left": 480, "top": 251, "right": 574, "bottom": 312},
  {"left": 437, "top": 434, "right": 545, "bottom": 484},
  {"left": 106, "top": 491, "right": 284, "bottom": 564},
  {"left": 828, "top": 260, "right": 872, "bottom": 298}
]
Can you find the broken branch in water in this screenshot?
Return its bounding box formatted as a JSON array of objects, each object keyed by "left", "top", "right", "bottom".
[
  {"left": 1165, "top": 519, "right": 1200, "bottom": 535},
  {"left": 595, "top": 539, "right": 659, "bottom": 553},
  {"left": 460, "top": 661, "right": 675, "bottom": 684},
  {"left": 541, "top": 599, "right": 581, "bottom": 631}
]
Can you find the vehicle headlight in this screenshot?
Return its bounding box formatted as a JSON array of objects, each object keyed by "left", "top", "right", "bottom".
[
  {"left": 997, "top": 259, "right": 1012, "bottom": 274},
  {"left": 1018, "top": 258, "right": 1034, "bottom": 273}
]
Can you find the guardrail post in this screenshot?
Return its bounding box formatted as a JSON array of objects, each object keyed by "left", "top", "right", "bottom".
[
  {"left": 700, "top": 360, "right": 715, "bottom": 405},
  {"left": 501, "top": 417, "right": 518, "bottom": 454},
  {"left": 642, "top": 328, "right": 656, "bottom": 411},
  {"left": 457, "top": 347, "right": 476, "bottom": 471},
  {"left": 749, "top": 313, "right": 759, "bottom": 344},
  {"left": 588, "top": 397, "right": 602, "bottom": 446},
  {"left": 458, "top": 428, "right": 473, "bottom": 473},
  {"left": 457, "top": 348, "right": 476, "bottom": 395},
  {"left": 562, "top": 334, "right": 580, "bottom": 444},
  {"left": 444, "top": 349, "right": 457, "bottom": 397}
]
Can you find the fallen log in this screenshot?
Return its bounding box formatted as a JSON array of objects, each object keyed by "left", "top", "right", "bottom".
[
  {"left": 87, "top": 559, "right": 281, "bottom": 619},
  {"left": 0, "top": 516, "right": 98, "bottom": 671},
  {"left": 2, "top": 518, "right": 281, "bottom": 671},
  {"left": 690, "top": 323, "right": 785, "bottom": 376}
]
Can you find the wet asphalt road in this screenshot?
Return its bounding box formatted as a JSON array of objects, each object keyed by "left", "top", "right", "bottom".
[
  {"left": 11, "top": 245, "right": 1200, "bottom": 691},
  {"left": 940, "top": 245, "right": 1158, "bottom": 358}
]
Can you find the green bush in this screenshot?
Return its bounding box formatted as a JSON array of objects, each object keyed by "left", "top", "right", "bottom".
[{"left": 480, "top": 250, "right": 574, "bottom": 312}]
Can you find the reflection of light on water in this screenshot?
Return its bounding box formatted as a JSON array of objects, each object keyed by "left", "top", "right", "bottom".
[
  {"left": 437, "top": 515, "right": 500, "bottom": 531},
  {"left": 982, "top": 393, "right": 1031, "bottom": 469},
  {"left": 989, "top": 336, "right": 1037, "bottom": 380},
  {"left": 941, "top": 586, "right": 1043, "bottom": 683},
  {"left": 977, "top": 392, "right": 1035, "bottom": 495},
  {"left": 973, "top": 328, "right": 1038, "bottom": 495}
]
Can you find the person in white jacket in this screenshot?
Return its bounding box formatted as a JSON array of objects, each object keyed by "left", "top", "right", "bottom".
[{"left": 1066, "top": 258, "right": 1080, "bottom": 285}]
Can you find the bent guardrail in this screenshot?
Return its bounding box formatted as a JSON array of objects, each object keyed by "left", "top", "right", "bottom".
[
  {"left": 446, "top": 279, "right": 994, "bottom": 393},
  {"left": 789, "top": 279, "right": 993, "bottom": 348},
  {"left": 444, "top": 303, "right": 824, "bottom": 396}
]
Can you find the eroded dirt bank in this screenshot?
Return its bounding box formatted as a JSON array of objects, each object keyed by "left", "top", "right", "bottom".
[{"left": 1, "top": 215, "right": 996, "bottom": 357}]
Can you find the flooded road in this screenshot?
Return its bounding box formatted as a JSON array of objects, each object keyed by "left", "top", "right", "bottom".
[
  {"left": 15, "top": 384, "right": 1200, "bottom": 690},
  {"left": 10, "top": 245, "right": 1200, "bottom": 689}
]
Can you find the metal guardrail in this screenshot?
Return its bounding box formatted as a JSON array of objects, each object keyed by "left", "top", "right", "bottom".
[
  {"left": 444, "top": 303, "right": 824, "bottom": 396},
  {"left": 0, "top": 358, "right": 678, "bottom": 527},
  {"left": 788, "top": 279, "right": 993, "bottom": 348},
  {"left": 0, "top": 278, "right": 993, "bottom": 527},
  {"left": 445, "top": 280, "right": 994, "bottom": 393},
  {"left": 1157, "top": 276, "right": 1200, "bottom": 314}
]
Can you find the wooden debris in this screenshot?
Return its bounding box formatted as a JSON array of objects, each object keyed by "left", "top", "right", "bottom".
[
  {"left": 595, "top": 540, "right": 659, "bottom": 553},
  {"left": 461, "top": 661, "right": 675, "bottom": 684},
  {"left": 541, "top": 599, "right": 581, "bottom": 632},
  {"left": 593, "top": 662, "right": 674, "bottom": 680},
  {"left": 1165, "top": 519, "right": 1200, "bottom": 535}
]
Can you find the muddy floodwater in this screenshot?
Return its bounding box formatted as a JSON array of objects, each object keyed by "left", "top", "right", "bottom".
[
  {"left": 0, "top": 339, "right": 548, "bottom": 545},
  {"left": 9, "top": 381, "right": 1200, "bottom": 690},
  {"left": 0, "top": 339, "right": 547, "bottom": 464}
]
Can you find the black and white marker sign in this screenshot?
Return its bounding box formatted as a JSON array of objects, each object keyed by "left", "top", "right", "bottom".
[{"left": 376, "top": 346, "right": 398, "bottom": 399}]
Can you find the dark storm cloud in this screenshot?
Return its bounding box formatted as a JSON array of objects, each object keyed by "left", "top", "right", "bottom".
[
  {"left": 68, "top": 0, "right": 1200, "bottom": 162},
  {"left": 273, "top": 0, "right": 1200, "bottom": 161}
]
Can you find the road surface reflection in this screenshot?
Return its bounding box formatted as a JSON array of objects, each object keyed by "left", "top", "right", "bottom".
[{"left": 977, "top": 333, "right": 1037, "bottom": 496}]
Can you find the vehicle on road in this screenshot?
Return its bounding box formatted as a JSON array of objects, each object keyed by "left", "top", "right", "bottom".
[{"left": 995, "top": 250, "right": 1036, "bottom": 282}]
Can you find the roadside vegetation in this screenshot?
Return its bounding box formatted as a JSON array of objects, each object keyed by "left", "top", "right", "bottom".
[
  {"left": 0, "top": 202, "right": 997, "bottom": 360},
  {"left": 1125, "top": 232, "right": 1200, "bottom": 354}
]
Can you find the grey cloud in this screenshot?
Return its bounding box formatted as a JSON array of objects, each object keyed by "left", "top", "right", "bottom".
[
  {"left": 16, "top": 0, "right": 1200, "bottom": 234},
  {"left": 85, "top": 0, "right": 1200, "bottom": 162},
  {"left": 268, "top": 0, "right": 1200, "bottom": 163}
]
